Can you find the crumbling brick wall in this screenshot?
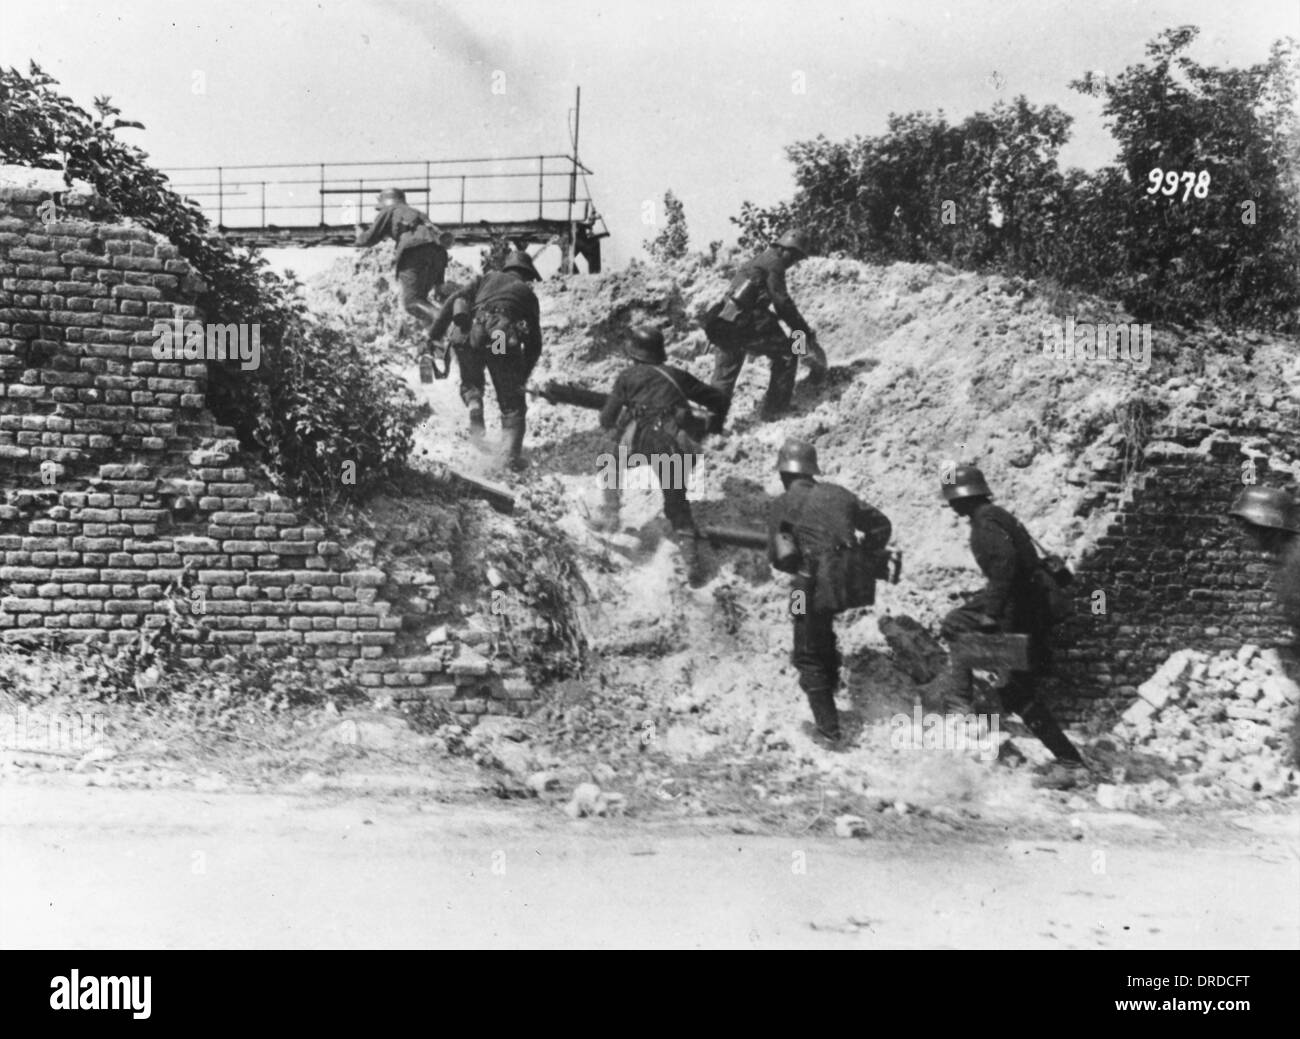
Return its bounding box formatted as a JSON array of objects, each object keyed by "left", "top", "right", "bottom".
[
  {"left": 1047, "top": 430, "right": 1297, "bottom": 723},
  {"left": 0, "top": 182, "right": 535, "bottom": 721}
]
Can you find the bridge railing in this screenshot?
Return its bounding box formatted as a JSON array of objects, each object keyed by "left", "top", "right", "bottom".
[{"left": 163, "top": 154, "right": 596, "bottom": 231}]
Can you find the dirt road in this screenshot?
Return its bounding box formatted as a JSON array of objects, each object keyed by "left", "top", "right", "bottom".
[{"left": 3, "top": 781, "right": 1296, "bottom": 949}]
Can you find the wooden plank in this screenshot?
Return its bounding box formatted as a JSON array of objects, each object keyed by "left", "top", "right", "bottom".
[{"left": 949, "top": 633, "right": 1031, "bottom": 672}]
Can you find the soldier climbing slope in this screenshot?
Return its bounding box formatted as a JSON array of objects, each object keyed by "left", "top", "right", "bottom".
[
  {"left": 1228, "top": 485, "right": 1300, "bottom": 767},
  {"left": 767, "top": 439, "right": 892, "bottom": 745},
  {"left": 429, "top": 250, "right": 544, "bottom": 471},
  {"left": 354, "top": 188, "right": 453, "bottom": 352},
  {"left": 704, "top": 229, "right": 828, "bottom": 424},
  {"left": 932, "top": 465, "right": 1086, "bottom": 768},
  {"left": 596, "top": 326, "right": 728, "bottom": 587}
]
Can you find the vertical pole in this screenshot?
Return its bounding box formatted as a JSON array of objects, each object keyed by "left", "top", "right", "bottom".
[
  {"left": 567, "top": 86, "right": 581, "bottom": 273},
  {"left": 538, "top": 156, "right": 544, "bottom": 220},
  {"left": 260, "top": 181, "right": 266, "bottom": 227},
  {"left": 217, "top": 167, "right": 224, "bottom": 227},
  {"left": 459, "top": 176, "right": 466, "bottom": 223},
  {"left": 425, "top": 162, "right": 431, "bottom": 218},
  {"left": 319, "top": 164, "right": 325, "bottom": 226}
]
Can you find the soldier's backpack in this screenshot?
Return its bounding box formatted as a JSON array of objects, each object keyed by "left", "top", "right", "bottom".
[
  {"left": 791, "top": 489, "right": 893, "bottom": 613},
  {"left": 985, "top": 509, "right": 1075, "bottom": 624},
  {"left": 629, "top": 366, "right": 709, "bottom": 455},
  {"left": 469, "top": 302, "right": 528, "bottom": 357}
]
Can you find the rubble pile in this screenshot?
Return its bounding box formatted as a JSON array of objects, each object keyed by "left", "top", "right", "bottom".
[
  {"left": 304, "top": 246, "right": 1300, "bottom": 809},
  {"left": 1111, "top": 646, "right": 1299, "bottom": 802}
]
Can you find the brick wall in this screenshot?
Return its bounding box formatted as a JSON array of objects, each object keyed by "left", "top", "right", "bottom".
[
  {"left": 0, "top": 182, "right": 536, "bottom": 721},
  {"left": 1048, "top": 431, "right": 1297, "bottom": 722}
]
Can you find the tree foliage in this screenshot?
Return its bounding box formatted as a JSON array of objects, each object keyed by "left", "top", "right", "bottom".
[
  {"left": 733, "top": 27, "right": 1299, "bottom": 330},
  {"left": 0, "top": 62, "right": 419, "bottom": 505},
  {"left": 645, "top": 190, "right": 690, "bottom": 262}
]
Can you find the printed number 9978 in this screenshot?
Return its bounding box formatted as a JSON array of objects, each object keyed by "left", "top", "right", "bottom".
[{"left": 1146, "top": 169, "right": 1211, "bottom": 201}]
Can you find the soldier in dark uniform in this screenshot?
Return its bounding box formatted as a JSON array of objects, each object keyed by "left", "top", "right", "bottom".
[
  {"left": 597, "top": 327, "right": 728, "bottom": 587},
  {"left": 354, "top": 188, "right": 452, "bottom": 344},
  {"left": 705, "top": 230, "right": 828, "bottom": 423},
  {"left": 936, "top": 465, "right": 1085, "bottom": 766},
  {"left": 1229, "top": 485, "right": 1300, "bottom": 767},
  {"left": 767, "top": 439, "right": 892, "bottom": 743},
  {"left": 429, "top": 250, "right": 543, "bottom": 470}
]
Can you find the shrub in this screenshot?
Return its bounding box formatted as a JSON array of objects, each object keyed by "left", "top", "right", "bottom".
[{"left": 0, "top": 62, "right": 420, "bottom": 504}]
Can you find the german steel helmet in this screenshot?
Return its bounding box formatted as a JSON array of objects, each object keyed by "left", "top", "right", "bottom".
[
  {"left": 941, "top": 464, "right": 993, "bottom": 501},
  {"left": 377, "top": 187, "right": 407, "bottom": 207},
  {"left": 625, "top": 326, "right": 666, "bottom": 363},
  {"left": 1228, "top": 486, "right": 1300, "bottom": 532},
  {"left": 502, "top": 250, "right": 540, "bottom": 281},
  {"left": 776, "top": 438, "right": 820, "bottom": 475},
  {"left": 775, "top": 229, "right": 812, "bottom": 258}
]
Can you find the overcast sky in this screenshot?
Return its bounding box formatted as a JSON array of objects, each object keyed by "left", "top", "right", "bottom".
[{"left": 3, "top": 0, "right": 1296, "bottom": 277}]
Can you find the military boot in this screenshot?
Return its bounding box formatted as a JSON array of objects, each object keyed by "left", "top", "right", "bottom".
[
  {"left": 500, "top": 414, "right": 527, "bottom": 472},
  {"left": 467, "top": 402, "right": 486, "bottom": 439},
  {"left": 1017, "top": 699, "right": 1086, "bottom": 766},
  {"left": 802, "top": 682, "right": 842, "bottom": 743}
]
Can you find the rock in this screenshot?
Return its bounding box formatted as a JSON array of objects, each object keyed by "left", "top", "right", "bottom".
[
  {"left": 425, "top": 625, "right": 449, "bottom": 646},
  {"left": 526, "top": 771, "right": 559, "bottom": 796},
  {"left": 592, "top": 763, "right": 618, "bottom": 784},
  {"left": 834, "top": 814, "right": 873, "bottom": 838},
  {"left": 597, "top": 792, "right": 627, "bottom": 817},
  {"left": 566, "top": 783, "right": 603, "bottom": 819},
  {"left": 1120, "top": 698, "right": 1157, "bottom": 726},
  {"left": 1095, "top": 783, "right": 1132, "bottom": 811},
  {"left": 449, "top": 647, "right": 491, "bottom": 676},
  {"left": 486, "top": 565, "right": 506, "bottom": 588}
]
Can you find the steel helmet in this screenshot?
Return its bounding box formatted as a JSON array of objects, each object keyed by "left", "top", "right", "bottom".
[
  {"left": 625, "top": 326, "right": 666, "bottom": 364},
  {"left": 377, "top": 188, "right": 407, "bottom": 208},
  {"left": 502, "top": 250, "right": 540, "bottom": 281},
  {"left": 1229, "top": 486, "right": 1299, "bottom": 533},
  {"left": 775, "top": 229, "right": 812, "bottom": 259},
  {"left": 776, "top": 438, "right": 820, "bottom": 476},
  {"left": 941, "top": 464, "right": 992, "bottom": 501}
]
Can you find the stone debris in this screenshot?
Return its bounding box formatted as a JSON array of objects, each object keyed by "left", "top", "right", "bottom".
[{"left": 1111, "top": 647, "right": 1299, "bottom": 804}]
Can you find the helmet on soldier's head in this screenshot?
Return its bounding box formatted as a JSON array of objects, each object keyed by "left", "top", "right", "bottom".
[
  {"left": 941, "top": 464, "right": 992, "bottom": 501},
  {"left": 1229, "top": 486, "right": 1299, "bottom": 533},
  {"left": 625, "top": 326, "right": 666, "bottom": 364},
  {"left": 775, "top": 229, "right": 812, "bottom": 259},
  {"left": 377, "top": 188, "right": 407, "bottom": 208},
  {"left": 502, "top": 250, "right": 540, "bottom": 281},
  {"left": 776, "top": 439, "right": 820, "bottom": 476}
]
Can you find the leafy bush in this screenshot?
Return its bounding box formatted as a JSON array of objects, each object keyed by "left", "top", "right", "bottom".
[
  {"left": 645, "top": 190, "right": 689, "bottom": 262},
  {"left": 0, "top": 62, "right": 419, "bottom": 503},
  {"left": 733, "top": 27, "right": 1300, "bottom": 331}
]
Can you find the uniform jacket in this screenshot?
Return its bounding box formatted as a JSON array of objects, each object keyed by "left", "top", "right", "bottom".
[
  {"left": 964, "top": 501, "right": 1049, "bottom": 635},
  {"left": 599, "top": 363, "right": 727, "bottom": 450},
  {"left": 355, "top": 202, "right": 445, "bottom": 267},
  {"left": 767, "top": 477, "right": 892, "bottom": 594},
  {"left": 430, "top": 271, "right": 543, "bottom": 361},
  {"left": 723, "top": 246, "right": 813, "bottom": 337}
]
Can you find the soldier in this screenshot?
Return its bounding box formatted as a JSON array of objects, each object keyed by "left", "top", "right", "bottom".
[
  {"left": 934, "top": 465, "right": 1086, "bottom": 767},
  {"left": 767, "top": 439, "right": 892, "bottom": 744},
  {"left": 354, "top": 188, "right": 453, "bottom": 348},
  {"left": 597, "top": 327, "right": 728, "bottom": 587},
  {"left": 1228, "top": 485, "right": 1300, "bottom": 767},
  {"left": 705, "top": 229, "right": 827, "bottom": 423},
  {"left": 429, "top": 250, "right": 543, "bottom": 470}
]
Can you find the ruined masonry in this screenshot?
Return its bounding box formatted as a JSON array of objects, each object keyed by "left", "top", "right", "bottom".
[{"left": 0, "top": 183, "right": 535, "bottom": 720}]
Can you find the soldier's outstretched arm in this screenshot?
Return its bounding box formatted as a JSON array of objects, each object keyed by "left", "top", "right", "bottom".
[
  {"left": 765, "top": 264, "right": 812, "bottom": 335},
  {"left": 598, "top": 373, "right": 627, "bottom": 430},
  {"left": 680, "top": 371, "right": 730, "bottom": 417},
  {"left": 354, "top": 208, "right": 391, "bottom": 248}
]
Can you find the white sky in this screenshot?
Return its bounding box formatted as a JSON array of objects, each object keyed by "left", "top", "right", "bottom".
[{"left": 2, "top": 0, "right": 1296, "bottom": 277}]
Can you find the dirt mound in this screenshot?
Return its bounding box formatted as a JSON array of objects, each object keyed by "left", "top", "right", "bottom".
[{"left": 306, "top": 247, "right": 1300, "bottom": 810}]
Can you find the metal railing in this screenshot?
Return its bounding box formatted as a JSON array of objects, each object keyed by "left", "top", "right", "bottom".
[{"left": 164, "top": 154, "right": 596, "bottom": 231}]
